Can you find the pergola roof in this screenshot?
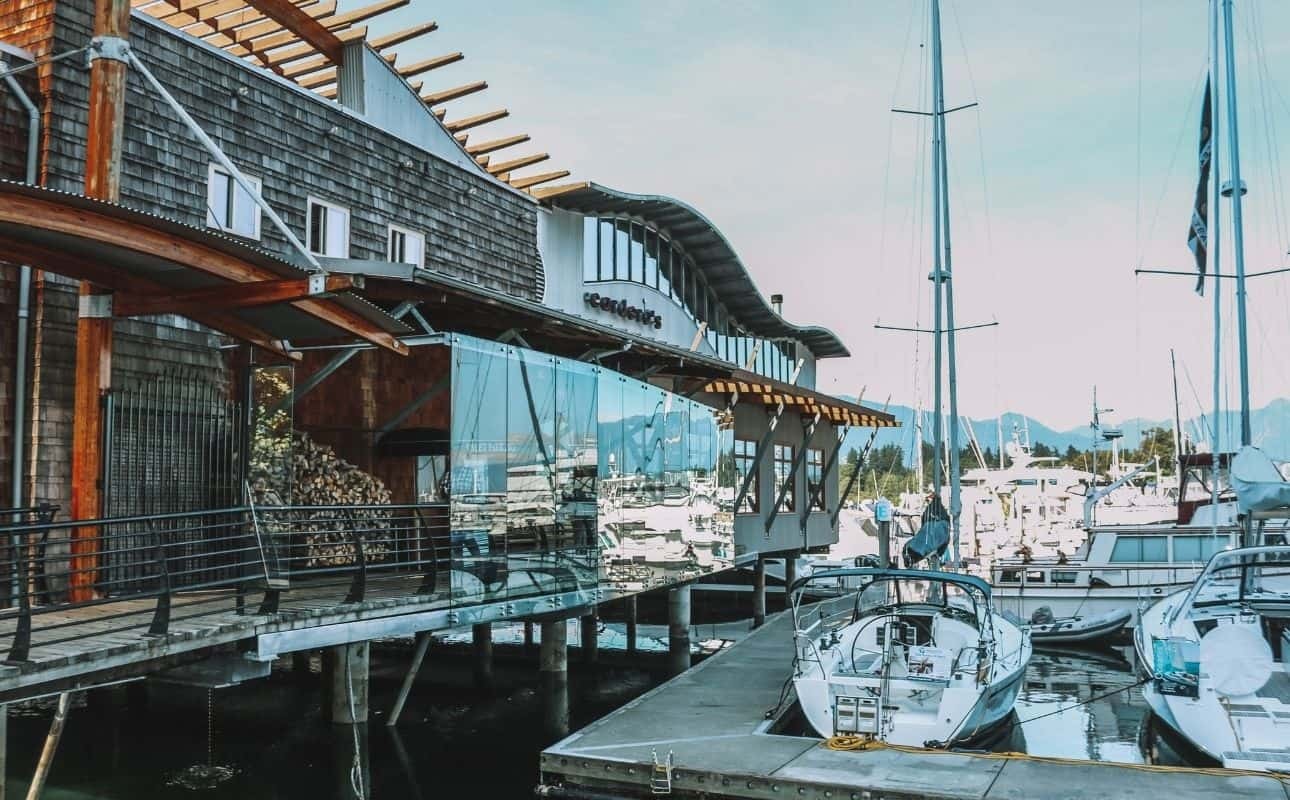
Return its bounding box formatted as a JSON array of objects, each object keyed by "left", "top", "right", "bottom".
[
  {"left": 536, "top": 182, "right": 851, "bottom": 360},
  {"left": 0, "top": 181, "right": 410, "bottom": 359},
  {"left": 131, "top": 0, "right": 571, "bottom": 194},
  {"left": 702, "top": 375, "right": 897, "bottom": 429}
]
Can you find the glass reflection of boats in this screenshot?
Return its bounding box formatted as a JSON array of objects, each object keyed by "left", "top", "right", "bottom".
[
  {"left": 791, "top": 569, "right": 1031, "bottom": 747},
  {"left": 1134, "top": 545, "right": 1290, "bottom": 772}
]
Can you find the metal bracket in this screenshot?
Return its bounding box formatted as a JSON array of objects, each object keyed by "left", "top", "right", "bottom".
[
  {"left": 308, "top": 272, "right": 327, "bottom": 295},
  {"left": 89, "top": 36, "right": 130, "bottom": 64},
  {"left": 78, "top": 293, "right": 113, "bottom": 318}
]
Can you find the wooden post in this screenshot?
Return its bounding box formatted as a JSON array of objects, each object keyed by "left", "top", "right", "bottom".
[{"left": 70, "top": 0, "right": 131, "bottom": 603}]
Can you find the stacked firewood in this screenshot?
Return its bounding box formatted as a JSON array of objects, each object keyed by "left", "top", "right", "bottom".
[{"left": 251, "top": 433, "right": 397, "bottom": 569}]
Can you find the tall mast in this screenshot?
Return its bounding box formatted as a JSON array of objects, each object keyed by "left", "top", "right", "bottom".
[
  {"left": 1208, "top": 0, "right": 1222, "bottom": 532},
  {"left": 929, "top": 0, "right": 946, "bottom": 507},
  {"left": 1220, "top": 0, "right": 1250, "bottom": 448},
  {"left": 933, "top": 0, "right": 963, "bottom": 564}
]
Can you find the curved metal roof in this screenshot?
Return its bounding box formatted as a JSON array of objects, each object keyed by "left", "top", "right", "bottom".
[{"left": 539, "top": 182, "right": 850, "bottom": 359}]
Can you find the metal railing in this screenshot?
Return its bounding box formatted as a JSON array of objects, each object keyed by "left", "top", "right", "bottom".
[{"left": 0, "top": 502, "right": 451, "bottom": 662}]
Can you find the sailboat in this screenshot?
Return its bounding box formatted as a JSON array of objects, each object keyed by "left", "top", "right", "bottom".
[
  {"left": 1135, "top": 0, "right": 1290, "bottom": 771},
  {"left": 790, "top": 0, "right": 1030, "bottom": 746}
]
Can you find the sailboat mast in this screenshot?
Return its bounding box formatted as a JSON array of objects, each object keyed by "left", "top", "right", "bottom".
[
  {"left": 932, "top": 0, "right": 963, "bottom": 564},
  {"left": 929, "top": 0, "right": 946, "bottom": 503},
  {"left": 1209, "top": 0, "right": 1222, "bottom": 532},
  {"left": 1220, "top": 0, "right": 1251, "bottom": 448}
]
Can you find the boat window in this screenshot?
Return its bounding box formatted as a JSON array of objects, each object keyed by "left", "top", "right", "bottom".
[
  {"left": 998, "top": 569, "right": 1022, "bottom": 583},
  {"left": 1047, "top": 478, "right": 1058, "bottom": 486},
  {"left": 1172, "top": 535, "right": 1227, "bottom": 563},
  {"left": 1010, "top": 479, "right": 1038, "bottom": 487},
  {"left": 1109, "top": 535, "right": 1168, "bottom": 563},
  {"left": 1026, "top": 570, "right": 1046, "bottom": 583},
  {"left": 1051, "top": 570, "right": 1078, "bottom": 584}
]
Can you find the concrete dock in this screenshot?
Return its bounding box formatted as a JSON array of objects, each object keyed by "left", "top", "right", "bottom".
[{"left": 540, "top": 611, "right": 1290, "bottom": 800}]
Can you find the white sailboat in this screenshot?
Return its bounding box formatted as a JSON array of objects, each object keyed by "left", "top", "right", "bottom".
[
  {"left": 1135, "top": 0, "right": 1290, "bottom": 770},
  {"left": 791, "top": 0, "right": 1030, "bottom": 746}
]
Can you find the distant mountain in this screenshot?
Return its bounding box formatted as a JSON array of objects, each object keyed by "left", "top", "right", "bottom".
[{"left": 838, "top": 398, "right": 1290, "bottom": 466}]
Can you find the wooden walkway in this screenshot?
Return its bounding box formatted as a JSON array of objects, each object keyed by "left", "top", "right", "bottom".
[{"left": 0, "top": 573, "right": 468, "bottom": 701}]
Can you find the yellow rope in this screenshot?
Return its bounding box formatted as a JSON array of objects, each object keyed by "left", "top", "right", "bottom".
[{"left": 820, "top": 737, "right": 1289, "bottom": 782}]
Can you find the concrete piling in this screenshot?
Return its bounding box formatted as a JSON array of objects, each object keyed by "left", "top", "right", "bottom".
[
  {"left": 472, "top": 622, "right": 494, "bottom": 691},
  {"left": 539, "top": 619, "right": 569, "bottom": 739},
  {"left": 668, "top": 585, "right": 692, "bottom": 676},
  {"left": 753, "top": 556, "right": 767, "bottom": 628}
]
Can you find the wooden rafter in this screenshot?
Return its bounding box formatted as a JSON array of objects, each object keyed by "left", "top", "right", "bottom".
[
  {"left": 529, "top": 182, "right": 589, "bottom": 200},
  {"left": 230, "top": 2, "right": 335, "bottom": 44},
  {"left": 369, "top": 20, "right": 437, "bottom": 50},
  {"left": 510, "top": 169, "right": 569, "bottom": 190},
  {"left": 398, "top": 52, "right": 462, "bottom": 77},
  {"left": 115, "top": 275, "right": 359, "bottom": 318},
  {"left": 243, "top": 0, "right": 345, "bottom": 62},
  {"left": 421, "top": 80, "right": 487, "bottom": 106},
  {"left": 488, "top": 152, "right": 547, "bottom": 176},
  {"left": 444, "top": 108, "right": 507, "bottom": 132},
  {"left": 465, "top": 133, "right": 528, "bottom": 156}
]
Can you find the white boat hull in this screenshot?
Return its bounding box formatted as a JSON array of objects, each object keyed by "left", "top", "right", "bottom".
[{"left": 992, "top": 585, "right": 1190, "bottom": 628}]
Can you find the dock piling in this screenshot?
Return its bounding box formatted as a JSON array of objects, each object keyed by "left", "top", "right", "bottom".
[
  {"left": 326, "top": 642, "right": 370, "bottom": 725},
  {"left": 539, "top": 620, "right": 569, "bottom": 739},
  {"left": 579, "top": 611, "right": 598, "bottom": 665},
  {"left": 624, "top": 595, "right": 638, "bottom": 654},
  {"left": 752, "top": 556, "right": 767, "bottom": 628},
  {"left": 667, "top": 585, "right": 691, "bottom": 676},
  {"left": 472, "top": 622, "right": 494, "bottom": 691}
]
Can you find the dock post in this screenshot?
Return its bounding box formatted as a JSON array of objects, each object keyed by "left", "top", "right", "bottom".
[
  {"left": 0, "top": 703, "right": 6, "bottom": 800},
  {"left": 624, "top": 594, "right": 638, "bottom": 654},
  {"left": 524, "top": 621, "right": 535, "bottom": 651},
  {"left": 783, "top": 552, "right": 797, "bottom": 598},
  {"left": 326, "top": 642, "right": 370, "bottom": 725},
  {"left": 668, "top": 585, "right": 692, "bottom": 675},
  {"left": 292, "top": 650, "right": 312, "bottom": 682},
  {"left": 579, "top": 610, "right": 598, "bottom": 665},
  {"left": 539, "top": 619, "right": 569, "bottom": 739},
  {"left": 753, "top": 556, "right": 767, "bottom": 628},
  {"left": 472, "top": 623, "right": 494, "bottom": 691}
]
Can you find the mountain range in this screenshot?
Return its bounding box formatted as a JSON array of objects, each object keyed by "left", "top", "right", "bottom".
[{"left": 840, "top": 398, "right": 1290, "bottom": 465}]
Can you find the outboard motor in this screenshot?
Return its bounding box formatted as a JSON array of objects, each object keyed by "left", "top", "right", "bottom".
[{"left": 1029, "top": 606, "right": 1055, "bottom": 625}]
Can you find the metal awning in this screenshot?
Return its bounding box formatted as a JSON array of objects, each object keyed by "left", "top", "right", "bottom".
[
  {"left": 703, "top": 372, "right": 897, "bottom": 428},
  {"left": 536, "top": 182, "right": 851, "bottom": 359},
  {"left": 0, "top": 181, "right": 410, "bottom": 358}
]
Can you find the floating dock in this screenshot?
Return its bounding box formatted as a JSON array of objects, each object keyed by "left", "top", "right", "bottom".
[{"left": 540, "top": 610, "right": 1290, "bottom": 800}]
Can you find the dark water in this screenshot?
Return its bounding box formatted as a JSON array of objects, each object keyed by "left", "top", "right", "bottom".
[{"left": 5, "top": 636, "right": 1194, "bottom": 799}]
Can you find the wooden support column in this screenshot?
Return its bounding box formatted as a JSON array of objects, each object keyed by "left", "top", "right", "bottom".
[{"left": 70, "top": 0, "right": 131, "bottom": 603}]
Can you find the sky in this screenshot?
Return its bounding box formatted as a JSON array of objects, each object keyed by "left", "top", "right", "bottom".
[{"left": 355, "top": 0, "right": 1290, "bottom": 432}]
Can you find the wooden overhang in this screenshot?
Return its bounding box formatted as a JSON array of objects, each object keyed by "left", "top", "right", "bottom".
[
  {"left": 704, "top": 373, "right": 897, "bottom": 429},
  {"left": 536, "top": 182, "right": 851, "bottom": 360},
  {"left": 131, "top": 0, "right": 572, "bottom": 194},
  {"left": 317, "top": 258, "right": 895, "bottom": 427},
  {"left": 0, "top": 182, "right": 411, "bottom": 359}
]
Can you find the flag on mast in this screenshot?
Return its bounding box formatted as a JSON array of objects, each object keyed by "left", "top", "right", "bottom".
[{"left": 1189, "top": 78, "right": 1213, "bottom": 294}]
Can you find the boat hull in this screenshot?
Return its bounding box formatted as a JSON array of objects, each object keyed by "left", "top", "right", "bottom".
[{"left": 1029, "top": 609, "right": 1134, "bottom": 647}]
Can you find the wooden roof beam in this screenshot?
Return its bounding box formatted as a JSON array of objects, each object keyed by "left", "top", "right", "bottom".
[
  {"left": 370, "top": 20, "right": 437, "bottom": 50},
  {"left": 488, "top": 152, "right": 548, "bottom": 176},
  {"left": 115, "top": 275, "right": 359, "bottom": 318},
  {"left": 260, "top": 26, "right": 366, "bottom": 68},
  {"left": 444, "top": 108, "right": 508, "bottom": 133},
  {"left": 421, "top": 80, "right": 487, "bottom": 106},
  {"left": 465, "top": 133, "right": 528, "bottom": 156},
  {"left": 244, "top": 0, "right": 346, "bottom": 63},
  {"left": 511, "top": 170, "right": 571, "bottom": 190},
  {"left": 398, "top": 52, "right": 462, "bottom": 77},
  {"left": 324, "top": 0, "right": 407, "bottom": 29},
  {"left": 530, "top": 182, "right": 591, "bottom": 201},
  {"left": 295, "top": 51, "right": 394, "bottom": 88},
  {"left": 233, "top": 1, "right": 334, "bottom": 44}
]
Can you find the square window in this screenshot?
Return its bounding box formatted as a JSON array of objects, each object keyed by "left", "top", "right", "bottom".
[
  {"left": 205, "top": 163, "right": 261, "bottom": 240},
  {"left": 388, "top": 224, "right": 425, "bottom": 267},
  {"left": 774, "top": 443, "right": 795, "bottom": 513},
  {"left": 307, "top": 198, "right": 350, "bottom": 257},
  {"left": 733, "top": 438, "right": 759, "bottom": 514},
  {"left": 807, "top": 448, "right": 825, "bottom": 511}
]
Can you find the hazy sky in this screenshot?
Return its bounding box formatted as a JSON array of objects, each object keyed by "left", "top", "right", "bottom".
[{"left": 360, "top": 1, "right": 1290, "bottom": 432}]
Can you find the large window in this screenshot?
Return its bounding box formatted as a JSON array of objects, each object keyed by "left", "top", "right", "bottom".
[
  {"left": 806, "top": 448, "right": 825, "bottom": 511},
  {"left": 307, "top": 198, "right": 350, "bottom": 257},
  {"left": 1172, "top": 535, "right": 1226, "bottom": 563},
  {"left": 388, "top": 224, "right": 425, "bottom": 267},
  {"left": 733, "top": 438, "right": 759, "bottom": 513},
  {"left": 206, "top": 163, "right": 261, "bottom": 240},
  {"left": 1109, "top": 535, "right": 1168, "bottom": 563},
  {"left": 774, "top": 443, "right": 795, "bottom": 513}
]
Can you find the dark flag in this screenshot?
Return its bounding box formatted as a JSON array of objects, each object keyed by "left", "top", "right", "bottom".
[{"left": 1189, "top": 78, "right": 1213, "bottom": 294}]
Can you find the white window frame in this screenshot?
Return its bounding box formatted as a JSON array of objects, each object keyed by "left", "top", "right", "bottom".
[
  {"left": 306, "top": 196, "right": 351, "bottom": 258},
  {"left": 205, "top": 162, "right": 262, "bottom": 240},
  {"left": 387, "top": 223, "right": 426, "bottom": 267}
]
